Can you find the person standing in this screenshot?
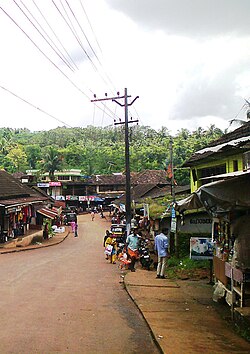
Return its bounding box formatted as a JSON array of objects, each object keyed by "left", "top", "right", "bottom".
[
  {"left": 126, "top": 228, "right": 140, "bottom": 272},
  {"left": 154, "top": 228, "right": 169, "bottom": 279},
  {"left": 105, "top": 233, "right": 117, "bottom": 264},
  {"left": 103, "top": 230, "right": 110, "bottom": 260},
  {"left": 74, "top": 223, "right": 78, "bottom": 237}
]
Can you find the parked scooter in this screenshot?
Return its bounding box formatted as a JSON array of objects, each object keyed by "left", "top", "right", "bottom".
[{"left": 139, "top": 238, "right": 153, "bottom": 270}]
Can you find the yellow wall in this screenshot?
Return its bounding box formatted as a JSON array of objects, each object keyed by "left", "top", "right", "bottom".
[{"left": 190, "top": 153, "right": 243, "bottom": 192}]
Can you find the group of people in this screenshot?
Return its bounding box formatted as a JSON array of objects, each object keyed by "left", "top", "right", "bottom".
[
  {"left": 103, "top": 226, "right": 170, "bottom": 278},
  {"left": 91, "top": 206, "right": 106, "bottom": 221}
]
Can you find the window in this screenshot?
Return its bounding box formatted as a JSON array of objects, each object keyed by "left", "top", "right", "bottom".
[
  {"left": 199, "top": 164, "right": 226, "bottom": 184},
  {"left": 192, "top": 169, "right": 197, "bottom": 182},
  {"left": 233, "top": 160, "right": 238, "bottom": 172}
]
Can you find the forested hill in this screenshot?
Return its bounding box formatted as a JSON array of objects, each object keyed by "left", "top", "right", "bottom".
[{"left": 0, "top": 125, "right": 223, "bottom": 185}]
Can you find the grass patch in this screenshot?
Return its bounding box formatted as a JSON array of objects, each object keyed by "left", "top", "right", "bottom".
[{"left": 166, "top": 255, "right": 210, "bottom": 280}]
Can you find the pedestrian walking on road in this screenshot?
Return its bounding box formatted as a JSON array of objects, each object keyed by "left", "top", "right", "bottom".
[
  {"left": 104, "top": 233, "right": 117, "bottom": 264},
  {"left": 154, "top": 228, "right": 169, "bottom": 279},
  {"left": 103, "top": 230, "right": 110, "bottom": 259},
  {"left": 91, "top": 210, "right": 95, "bottom": 221},
  {"left": 126, "top": 228, "right": 140, "bottom": 272},
  {"left": 74, "top": 223, "right": 78, "bottom": 237},
  {"left": 71, "top": 221, "right": 76, "bottom": 233}
]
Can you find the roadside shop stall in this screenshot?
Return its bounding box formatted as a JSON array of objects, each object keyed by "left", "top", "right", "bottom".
[{"left": 176, "top": 172, "right": 250, "bottom": 310}]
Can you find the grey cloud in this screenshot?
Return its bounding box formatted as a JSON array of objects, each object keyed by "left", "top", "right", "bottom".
[
  {"left": 170, "top": 64, "right": 249, "bottom": 121},
  {"left": 106, "top": 0, "right": 250, "bottom": 37}
]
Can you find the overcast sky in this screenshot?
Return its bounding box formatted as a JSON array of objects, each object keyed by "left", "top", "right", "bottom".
[{"left": 0, "top": 0, "right": 249, "bottom": 135}]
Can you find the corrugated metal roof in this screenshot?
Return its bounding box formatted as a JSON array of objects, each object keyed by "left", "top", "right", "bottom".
[
  {"left": 183, "top": 123, "right": 250, "bottom": 167},
  {"left": 200, "top": 170, "right": 250, "bottom": 181}
]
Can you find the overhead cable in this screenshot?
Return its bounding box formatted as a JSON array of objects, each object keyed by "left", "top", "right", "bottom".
[
  {"left": 1, "top": 3, "right": 121, "bottom": 125},
  {"left": 13, "top": 0, "right": 74, "bottom": 71},
  {"left": 0, "top": 84, "right": 73, "bottom": 128},
  {"left": 31, "top": 0, "right": 78, "bottom": 70}
]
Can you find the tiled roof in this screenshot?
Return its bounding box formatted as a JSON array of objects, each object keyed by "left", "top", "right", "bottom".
[
  {"left": 118, "top": 184, "right": 157, "bottom": 204},
  {"left": 0, "top": 196, "right": 46, "bottom": 207},
  {"left": 90, "top": 174, "right": 126, "bottom": 185},
  {"left": 131, "top": 170, "right": 168, "bottom": 184},
  {"left": 0, "top": 170, "right": 49, "bottom": 205},
  {"left": 118, "top": 181, "right": 183, "bottom": 204},
  {"left": 31, "top": 186, "right": 54, "bottom": 202},
  {"left": 91, "top": 170, "right": 168, "bottom": 186}
]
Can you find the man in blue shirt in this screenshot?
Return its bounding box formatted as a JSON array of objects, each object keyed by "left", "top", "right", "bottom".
[{"left": 154, "top": 228, "right": 169, "bottom": 279}]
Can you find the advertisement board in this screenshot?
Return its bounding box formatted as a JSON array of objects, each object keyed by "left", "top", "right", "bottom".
[
  {"left": 49, "top": 181, "right": 61, "bottom": 187},
  {"left": 66, "top": 195, "right": 79, "bottom": 201},
  {"left": 37, "top": 183, "right": 49, "bottom": 188},
  {"left": 190, "top": 237, "right": 214, "bottom": 260}
]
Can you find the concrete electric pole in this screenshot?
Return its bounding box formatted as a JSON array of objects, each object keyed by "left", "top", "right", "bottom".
[{"left": 91, "top": 88, "right": 139, "bottom": 232}]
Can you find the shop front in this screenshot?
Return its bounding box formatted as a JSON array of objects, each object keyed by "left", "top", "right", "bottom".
[
  {"left": 176, "top": 172, "right": 250, "bottom": 310},
  {"left": 1, "top": 201, "right": 44, "bottom": 242}
]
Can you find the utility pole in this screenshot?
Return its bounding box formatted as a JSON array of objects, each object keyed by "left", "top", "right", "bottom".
[
  {"left": 169, "top": 137, "right": 175, "bottom": 201},
  {"left": 91, "top": 88, "right": 139, "bottom": 232},
  {"left": 169, "top": 137, "right": 179, "bottom": 257}
]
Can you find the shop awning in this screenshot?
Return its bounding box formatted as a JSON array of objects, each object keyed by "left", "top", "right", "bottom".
[
  {"left": 176, "top": 173, "right": 250, "bottom": 216},
  {"left": 37, "top": 208, "right": 58, "bottom": 219}
]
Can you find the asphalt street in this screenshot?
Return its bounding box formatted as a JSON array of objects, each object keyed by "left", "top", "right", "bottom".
[{"left": 0, "top": 213, "right": 159, "bottom": 354}]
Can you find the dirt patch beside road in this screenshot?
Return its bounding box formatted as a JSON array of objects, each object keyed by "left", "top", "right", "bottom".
[{"left": 124, "top": 269, "right": 250, "bottom": 354}]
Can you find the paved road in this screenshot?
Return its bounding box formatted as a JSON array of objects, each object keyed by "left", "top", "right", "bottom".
[{"left": 0, "top": 214, "right": 159, "bottom": 354}]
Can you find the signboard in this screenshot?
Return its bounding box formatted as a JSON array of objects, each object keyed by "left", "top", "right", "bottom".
[
  {"left": 37, "top": 183, "right": 49, "bottom": 188},
  {"left": 6, "top": 207, "right": 22, "bottom": 214},
  {"left": 171, "top": 217, "right": 177, "bottom": 233},
  {"left": 49, "top": 181, "right": 61, "bottom": 187},
  {"left": 79, "top": 196, "right": 88, "bottom": 201},
  {"left": 143, "top": 203, "right": 149, "bottom": 218},
  {"left": 190, "top": 237, "right": 214, "bottom": 260},
  {"left": 66, "top": 195, "right": 79, "bottom": 201},
  {"left": 171, "top": 207, "right": 176, "bottom": 218},
  {"left": 55, "top": 196, "right": 65, "bottom": 201},
  {"left": 190, "top": 218, "right": 212, "bottom": 224}
]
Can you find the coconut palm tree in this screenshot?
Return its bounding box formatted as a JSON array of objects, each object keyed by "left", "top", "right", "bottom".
[{"left": 42, "top": 147, "right": 62, "bottom": 181}]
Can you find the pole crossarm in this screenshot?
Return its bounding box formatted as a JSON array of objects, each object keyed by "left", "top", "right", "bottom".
[
  {"left": 114, "top": 119, "right": 139, "bottom": 125},
  {"left": 90, "top": 95, "right": 129, "bottom": 102}
]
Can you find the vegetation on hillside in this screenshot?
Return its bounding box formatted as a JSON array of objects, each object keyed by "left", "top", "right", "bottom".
[{"left": 0, "top": 124, "right": 223, "bottom": 184}]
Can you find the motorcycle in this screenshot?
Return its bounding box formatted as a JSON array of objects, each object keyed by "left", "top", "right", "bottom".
[{"left": 139, "top": 238, "right": 153, "bottom": 271}]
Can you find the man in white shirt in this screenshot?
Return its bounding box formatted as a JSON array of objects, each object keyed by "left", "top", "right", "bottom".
[{"left": 154, "top": 228, "right": 169, "bottom": 279}]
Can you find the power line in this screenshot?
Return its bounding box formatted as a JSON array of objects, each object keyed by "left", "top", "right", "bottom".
[
  {"left": 0, "top": 84, "right": 73, "bottom": 128},
  {"left": 31, "top": 0, "right": 79, "bottom": 70},
  {"left": 52, "top": 0, "right": 96, "bottom": 70},
  {"left": 66, "top": 0, "right": 100, "bottom": 64},
  {"left": 79, "top": 0, "right": 103, "bottom": 55},
  {"left": 66, "top": 0, "right": 116, "bottom": 92},
  {"left": 19, "top": 0, "right": 76, "bottom": 71},
  {"left": 1, "top": 3, "right": 121, "bottom": 125},
  {"left": 0, "top": 6, "right": 86, "bottom": 95},
  {"left": 13, "top": 0, "right": 74, "bottom": 71},
  {"left": 78, "top": 0, "right": 118, "bottom": 93}
]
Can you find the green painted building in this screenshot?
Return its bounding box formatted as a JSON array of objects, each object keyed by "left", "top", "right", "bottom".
[{"left": 183, "top": 122, "right": 250, "bottom": 192}]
